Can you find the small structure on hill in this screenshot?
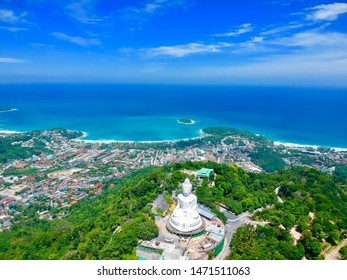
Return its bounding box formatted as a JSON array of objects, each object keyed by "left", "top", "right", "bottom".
[
  {"left": 197, "top": 168, "right": 214, "bottom": 179},
  {"left": 197, "top": 206, "right": 217, "bottom": 220}
]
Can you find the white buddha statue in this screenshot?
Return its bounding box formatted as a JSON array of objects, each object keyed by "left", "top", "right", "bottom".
[{"left": 169, "top": 178, "right": 203, "bottom": 232}]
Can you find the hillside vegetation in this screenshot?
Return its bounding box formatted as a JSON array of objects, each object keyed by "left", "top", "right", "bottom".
[
  {"left": 1, "top": 162, "right": 346, "bottom": 260},
  {"left": 0, "top": 167, "right": 161, "bottom": 260},
  {"left": 229, "top": 168, "right": 347, "bottom": 260}
]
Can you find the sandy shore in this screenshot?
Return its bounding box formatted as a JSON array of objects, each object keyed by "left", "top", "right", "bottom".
[
  {"left": 1, "top": 126, "right": 346, "bottom": 151},
  {"left": 274, "top": 141, "right": 320, "bottom": 149},
  {"left": 0, "top": 108, "right": 18, "bottom": 113},
  {"left": 76, "top": 131, "right": 88, "bottom": 140},
  {"left": 76, "top": 136, "right": 204, "bottom": 144},
  {"left": 0, "top": 129, "right": 21, "bottom": 134},
  {"left": 274, "top": 141, "right": 347, "bottom": 151},
  {"left": 74, "top": 129, "right": 207, "bottom": 144}
]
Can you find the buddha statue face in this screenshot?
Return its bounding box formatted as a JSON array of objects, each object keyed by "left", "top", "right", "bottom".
[{"left": 182, "top": 178, "right": 192, "bottom": 197}]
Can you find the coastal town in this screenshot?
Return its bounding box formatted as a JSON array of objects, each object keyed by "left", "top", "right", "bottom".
[{"left": 0, "top": 128, "right": 346, "bottom": 231}]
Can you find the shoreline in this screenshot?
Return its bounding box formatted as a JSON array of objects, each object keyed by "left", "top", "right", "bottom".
[
  {"left": 75, "top": 129, "right": 207, "bottom": 144},
  {"left": 0, "top": 108, "right": 18, "bottom": 113},
  {"left": 0, "top": 129, "right": 21, "bottom": 134},
  {"left": 78, "top": 130, "right": 347, "bottom": 150},
  {"left": 273, "top": 141, "right": 347, "bottom": 152},
  {"left": 1, "top": 126, "right": 346, "bottom": 151}
]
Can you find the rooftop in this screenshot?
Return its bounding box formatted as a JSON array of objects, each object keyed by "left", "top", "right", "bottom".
[
  {"left": 197, "top": 168, "right": 214, "bottom": 178},
  {"left": 197, "top": 206, "right": 217, "bottom": 220}
]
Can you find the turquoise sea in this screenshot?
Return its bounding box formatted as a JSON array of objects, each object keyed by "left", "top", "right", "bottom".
[{"left": 0, "top": 84, "right": 346, "bottom": 147}]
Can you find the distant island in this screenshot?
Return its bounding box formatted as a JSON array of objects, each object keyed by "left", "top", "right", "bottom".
[
  {"left": 178, "top": 118, "right": 195, "bottom": 125},
  {"left": 0, "top": 106, "right": 17, "bottom": 113}
]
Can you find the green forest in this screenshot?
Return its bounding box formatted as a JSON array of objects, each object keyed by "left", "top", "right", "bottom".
[
  {"left": 1, "top": 161, "right": 346, "bottom": 260},
  {"left": 0, "top": 134, "right": 39, "bottom": 164},
  {"left": 229, "top": 167, "right": 347, "bottom": 259},
  {"left": 202, "top": 127, "right": 286, "bottom": 172},
  {"left": 0, "top": 167, "right": 161, "bottom": 259},
  {"left": 0, "top": 129, "right": 81, "bottom": 164}
]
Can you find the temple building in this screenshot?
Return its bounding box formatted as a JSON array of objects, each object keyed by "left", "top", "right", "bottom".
[
  {"left": 197, "top": 168, "right": 214, "bottom": 179},
  {"left": 167, "top": 178, "right": 205, "bottom": 236}
]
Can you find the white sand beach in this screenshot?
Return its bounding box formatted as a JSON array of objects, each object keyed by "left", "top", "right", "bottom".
[
  {"left": 0, "top": 130, "right": 21, "bottom": 134},
  {"left": 274, "top": 141, "right": 347, "bottom": 152},
  {"left": 74, "top": 129, "right": 207, "bottom": 144},
  {"left": 0, "top": 108, "right": 18, "bottom": 113}
]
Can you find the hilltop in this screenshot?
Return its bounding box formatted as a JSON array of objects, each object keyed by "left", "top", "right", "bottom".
[{"left": 0, "top": 161, "right": 346, "bottom": 260}]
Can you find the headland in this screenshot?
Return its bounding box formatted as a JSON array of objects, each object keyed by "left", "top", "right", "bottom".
[{"left": 0, "top": 107, "right": 17, "bottom": 113}]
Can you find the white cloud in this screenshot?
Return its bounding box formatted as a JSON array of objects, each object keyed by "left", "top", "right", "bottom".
[
  {"left": 177, "top": 49, "right": 347, "bottom": 86},
  {"left": 0, "top": 57, "right": 26, "bottom": 63},
  {"left": 306, "top": 3, "right": 347, "bottom": 21},
  {"left": 271, "top": 31, "right": 347, "bottom": 47},
  {"left": 0, "top": 26, "right": 28, "bottom": 32},
  {"left": 142, "top": 42, "right": 232, "bottom": 57},
  {"left": 131, "top": 0, "right": 192, "bottom": 14},
  {"left": 51, "top": 32, "right": 101, "bottom": 47},
  {"left": 66, "top": 0, "right": 106, "bottom": 23},
  {"left": 30, "top": 43, "right": 53, "bottom": 48},
  {"left": 251, "top": 37, "right": 264, "bottom": 43},
  {"left": 142, "top": 2, "right": 162, "bottom": 14},
  {"left": 213, "top": 23, "right": 253, "bottom": 37},
  {"left": 0, "top": 9, "right": 27, "bottom": 23},
  {"left": 260, "top": 22, "right": 304, "bottom": 36},
  {"left": 122, "top": 0, "right": 194, "bottom": 28}
]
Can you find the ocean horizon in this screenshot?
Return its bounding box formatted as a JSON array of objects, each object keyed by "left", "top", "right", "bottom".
[{"left": 0, "top": 84, "right": 346, "bottom": 148}]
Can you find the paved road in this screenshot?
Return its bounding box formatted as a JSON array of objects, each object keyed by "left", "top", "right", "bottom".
[
  {"left": 155, "top": 215, "right": 182, "bottom": 248},
  {"left": 275, "top": 187, "right": 284, "bottom": 203},
  {"left": 216, "top": 208, "right": 252, "bottom": 260},
  {"left": 151, "top": 194, "right": 168, "bottom": 213},
  {"left": 325, "top": 238, "right": 347, "bottom": 260}
]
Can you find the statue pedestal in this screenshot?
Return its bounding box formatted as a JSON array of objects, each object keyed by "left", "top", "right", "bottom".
[{"left": 166, "top": 219, "right": 205, "bottom": 237}]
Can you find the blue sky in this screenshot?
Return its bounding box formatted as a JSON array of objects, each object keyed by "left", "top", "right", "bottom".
[{"left": 1, "top": 0, "right": 347, "bottom": 86}]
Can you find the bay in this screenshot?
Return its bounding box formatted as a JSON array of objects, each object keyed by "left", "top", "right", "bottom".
[{"left": 0, "top": 84, "right": 346, "bottom": 147}]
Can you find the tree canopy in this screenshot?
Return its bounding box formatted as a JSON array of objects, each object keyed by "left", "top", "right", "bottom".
[{"left": 1, "top": 162, "right": 346, "bottom": 260}]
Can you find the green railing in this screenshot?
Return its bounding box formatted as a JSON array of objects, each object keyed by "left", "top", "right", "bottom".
[
  {"left": 213, "top": 238, "right": 225, "bottom": 256},
  {"left": 137, "top": 245, "right": 163, "bottom": 255}
]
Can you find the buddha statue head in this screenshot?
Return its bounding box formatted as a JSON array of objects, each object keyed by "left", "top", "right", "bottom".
[{"left": 182, "top": 178, "right": 192, "bottom": 197}]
